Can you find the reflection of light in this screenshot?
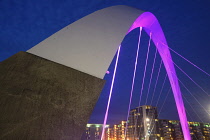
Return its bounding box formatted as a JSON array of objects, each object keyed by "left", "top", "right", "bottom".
[{"left": 146, "top": 118, "right": 150, "bottom": 122}]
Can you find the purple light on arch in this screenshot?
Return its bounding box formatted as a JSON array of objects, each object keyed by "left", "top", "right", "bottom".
[{"left": 126, "top": 12, "right": 191, "bottom": 140}]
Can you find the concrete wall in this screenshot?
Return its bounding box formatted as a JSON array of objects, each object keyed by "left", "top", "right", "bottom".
[{"left": 0, "top": 52, "right": 105, "bottom": 140}]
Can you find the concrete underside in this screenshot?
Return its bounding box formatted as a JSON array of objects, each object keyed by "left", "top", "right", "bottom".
[{"left": 0, "top": 51, "right": 105, "bottom": 140}]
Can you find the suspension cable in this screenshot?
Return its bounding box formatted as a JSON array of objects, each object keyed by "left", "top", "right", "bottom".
[
  {"left": 138, "top": 32, "right": 152, "bottom": 107},
  {"left": 145, "top": 47, "right": 158, "bottom": 105},
  {"left": 101, "top": 45, "right": 121, "bottom": 140},
  {"left": 158, "top": 87, "right": 171, "bottom": 114},
  {"left": 173, "top": 61, "right": 209, "bottom": 96},
  {"left": 149, "top": 87, "right": 172, "bottom": 137},
  {"left": 133, "top": 31, "right": 152, "bottom": 139},
  {"left": 124, "top": 27, "right": 142, "bottom": 139},
  {"left": 168, "top": 46, "right": 210, "bottom": 77},
  {"left": 155, "top": 74, "right": 168, "bottom": 107},
  {"left": 183, "top": 95, "right": 204, "bottom": 123},
  {"left": 148, "top": 75, "right": 169, "bottom": 138},
  {"left": 167, "top": 67, "right": 210, "bottom": 116},
  {"left": 150, "top": 60, "right": 163, "bottom": 105},
  {"left": 178, "top": 79, "right": 210, "bottom": 115}
]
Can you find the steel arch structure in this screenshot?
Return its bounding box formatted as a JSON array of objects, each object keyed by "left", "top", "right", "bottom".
[
  {"left": 127, "top": 12, "right": 191, "bottom": 140},
  {"left": 28, "top": 5, "right": 191, "bottom": 140}
]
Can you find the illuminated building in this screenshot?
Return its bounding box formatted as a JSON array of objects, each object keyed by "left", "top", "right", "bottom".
[
  {"left": 105, "top": 121, "right": 127, "bottom": 140},
  {"left": 125, "top": 105, "right": 210, "bottom": 140},
  {"left": 83, "top": 106, "right": 210, "bottom": 140},
  {"left": 156, "top": 120, "right": 210, "bottom": 140},
  {"left": 126, "top": 105, "right": 158, "bottom": 140},
  {"left": 157, "top": 119, "right": 184, "bottom": 140},
  {"left": 189, "top": 122, "right": 210, "bottom": 140},
  {"left": 201, "top": 123, "right": 210, "bottom": 139},
  {"left": 82, "top": 124, "right": 109, "bottom": 140}
]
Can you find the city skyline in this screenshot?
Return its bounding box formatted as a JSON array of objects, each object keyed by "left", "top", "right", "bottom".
[{"left": 84, "top": 105, "right": 210, "bottom": 140}]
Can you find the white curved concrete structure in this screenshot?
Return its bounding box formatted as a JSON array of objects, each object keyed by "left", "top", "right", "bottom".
[{"left": 28, "top": 5, "right": 143, "bottom": 79}]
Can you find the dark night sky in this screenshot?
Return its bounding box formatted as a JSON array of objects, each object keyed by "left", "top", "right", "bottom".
[{"left": 0, "top": 0, "right": 210, "bottom": 124}]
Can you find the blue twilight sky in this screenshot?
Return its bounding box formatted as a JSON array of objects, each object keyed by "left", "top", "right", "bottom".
[{"left": 0, "top": 0, "right": 210, "bottom": 124}]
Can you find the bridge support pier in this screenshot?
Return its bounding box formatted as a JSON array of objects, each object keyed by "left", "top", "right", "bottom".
[{"left": 0, "top": 52, "right": 105, "bottom": 139}]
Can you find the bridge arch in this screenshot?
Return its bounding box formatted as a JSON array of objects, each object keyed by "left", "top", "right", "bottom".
[
  {"left": 28, "top": 5, "right": 191, "bottom": 140},
  {"left": 126, "top": 12, "right": 191, "bottom": 140}
]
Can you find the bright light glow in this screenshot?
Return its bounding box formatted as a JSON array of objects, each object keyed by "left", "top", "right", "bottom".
[
  {"left": 146, "top": 118, "right": 150, "bottom": 122},
  {"left": 105, "top": 125, "right": 109, "bottom": 128}
]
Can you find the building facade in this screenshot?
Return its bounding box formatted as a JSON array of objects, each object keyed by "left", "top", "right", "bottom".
[
  {"left": 82, "top": 124, "right": 109, "bottom": 140},
  {"left": 84, "top": 105, "right": 210, "bottom": 140},
  {"left": 106, "top": 121, "right": 127, "bottom": 140},
  {"left": 126, "top": 105, "right": 158, "bottom": 140}
]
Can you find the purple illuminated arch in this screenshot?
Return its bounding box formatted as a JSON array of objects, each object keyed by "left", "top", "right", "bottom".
[
  {"left": 28, "top": 5, "right": 190, "bottom": 139},
  {"left": 127, "top": 12, "right": 191, "bottom": 140}
]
